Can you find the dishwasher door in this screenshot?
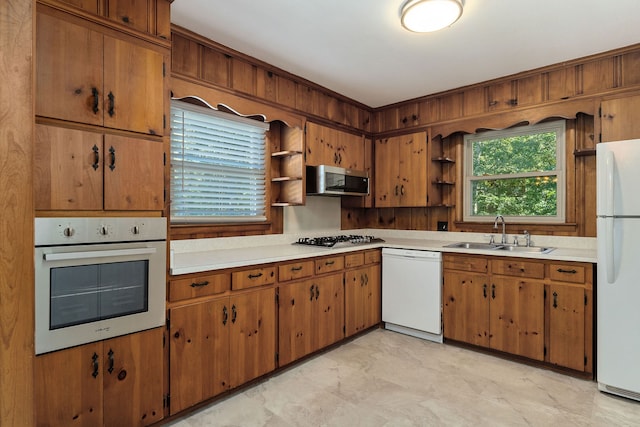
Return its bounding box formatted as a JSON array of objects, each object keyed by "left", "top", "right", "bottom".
[{"left": 382, "top": 248, "right": 442, "bottom": 343}]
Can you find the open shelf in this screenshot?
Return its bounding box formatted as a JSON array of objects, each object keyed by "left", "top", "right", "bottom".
[
  {"left": 432, "top": 156, "right": 456, "bottom": 163},
  {"left": 272, "top": 150, "right": 303, "bottom": 158},
  {"left": 270, "top": 122, "right": 305, "bottom": 207},
  {"left": 271, "top": 176, "right": 302, "bottom": 182}
]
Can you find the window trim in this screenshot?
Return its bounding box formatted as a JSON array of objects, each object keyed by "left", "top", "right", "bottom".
[
  {"left": 170, "top": 100, "right": 270, "bottom": 224},
  {"left": 463, "top": 120, "right": 566, "bottom": 223}
]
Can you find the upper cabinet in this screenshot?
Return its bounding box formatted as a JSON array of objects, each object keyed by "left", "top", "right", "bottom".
[
  {"left": 375, "top": 132, "right": 428, "bottom": 207},
  {"left": 600, "top": 95, "right": 640, "bottom": 142},
  {"left": 36, "top": 9, "right": 165, "bottom": 136},
  {"left": 305, "top": 122, "right": 365, "bottom": 170}
]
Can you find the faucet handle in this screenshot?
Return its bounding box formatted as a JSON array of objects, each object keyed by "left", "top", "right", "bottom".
[{"left": 513, "top": 235, "right": 519, "bottom": 246}]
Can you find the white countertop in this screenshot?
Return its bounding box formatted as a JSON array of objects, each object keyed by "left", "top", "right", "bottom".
[{"left": 170, "top": 229, "right": 597, "bottom": 275}]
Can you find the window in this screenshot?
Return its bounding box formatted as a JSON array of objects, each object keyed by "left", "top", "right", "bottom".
[
  {"left": 170, "top": 100, "right": 270, "bottom": 223},
  {"left": 463, "top": 120, "right": 565, "bottom": 223}
]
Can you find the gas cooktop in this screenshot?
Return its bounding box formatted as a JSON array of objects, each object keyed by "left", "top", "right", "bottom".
[{"left": 294, "top": 235, "right": 385, "bottom": 248}]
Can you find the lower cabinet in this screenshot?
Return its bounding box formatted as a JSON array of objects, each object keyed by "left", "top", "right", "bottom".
[
  {"left": 443, "top": 254, "right": 593, "bottom": 373},
  {"left": 345, "top": 262, "right": 381, "bottom": 337},
  {"left": 168, "top": 287, "right": 276, "bottom": 415},
  {"left": 278, "top": 272, "right": 344, "bottom": 366},
  {"left": 35, "top": 328, "right": 164, "bottom": 427}
]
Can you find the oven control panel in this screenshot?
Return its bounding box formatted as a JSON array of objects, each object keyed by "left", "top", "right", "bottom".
[{"left": 35, "top": 217, "right": 167, "bottom": 245}]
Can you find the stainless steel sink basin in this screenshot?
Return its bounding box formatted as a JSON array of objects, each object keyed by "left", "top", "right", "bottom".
[
  {"left": 444, "top": 242, "right": 502, "bottom": 250},
  {"left": 497, "top": 245, "right": 555, "bottom": 254}
]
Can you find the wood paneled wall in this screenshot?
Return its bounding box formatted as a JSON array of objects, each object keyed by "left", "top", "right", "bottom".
[{"left": 0, "top": 0, "right": 35, "bottom": 425}]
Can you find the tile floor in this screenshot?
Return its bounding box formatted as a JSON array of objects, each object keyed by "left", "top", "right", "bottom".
[{"left": 166, "top": 329, "right": 640, "bottom": 426}]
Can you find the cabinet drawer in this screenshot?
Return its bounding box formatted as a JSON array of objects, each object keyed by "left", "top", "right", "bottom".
[
  {"left": 443, "top": 254, "right": 488, "bottom": 273},
  {"left": 549, "top": 263, "right": 586, "bottom": 284},
  {"left": 364, "top": 249, "right": 381, "bottom": 265},
  {"left": 169, "top": 273, "right": 230, "bottom": 302},
  {"left": 232, "top": 266, "right": 276, "bottom": 290},
  {"left": 491, "top": 259, "right": 544, "bottom": 279},
  {"left": 315, "top": 256, "right": 344, "bottom": 274},
  {"left": 344, "top": 252, "right": 364, "bottom": 268},
  {"left": 278, "top": 260, "right": 314, "bottom": 282}
]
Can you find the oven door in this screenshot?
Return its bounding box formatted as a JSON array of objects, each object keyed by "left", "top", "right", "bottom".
[{"left": 35, "top": 240, "right": 166, "bottom": 354}]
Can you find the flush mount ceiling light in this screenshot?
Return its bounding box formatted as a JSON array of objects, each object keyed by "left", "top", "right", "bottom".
[{"left": 401, "top": 0, "right": 464, "bottom": 33}]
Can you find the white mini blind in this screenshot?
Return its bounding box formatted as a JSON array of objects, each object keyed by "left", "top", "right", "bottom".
[{"left": 170, "top": 100, "right": 270, "bottom": 223}]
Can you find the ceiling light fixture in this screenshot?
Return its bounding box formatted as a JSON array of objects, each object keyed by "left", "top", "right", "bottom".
[{"left": 401, "top": 0, "right": 464, "bottom": 33}]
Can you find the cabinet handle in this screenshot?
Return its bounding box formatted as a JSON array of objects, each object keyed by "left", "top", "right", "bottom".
[
  {"left": 395, "top": 185, "right": 399, "bottom": 196},
  {"left": 315, "top": 285, "right": 320, "bottom": 300},
  {"left": 222, "top": 305, "right": 228, "bottom": 325},
  {"left": 92, "top": 144, "right": 100, "bottom": 171},
  {"left": 338, "top": 153, "right": 342, "bottom": 164},
  {"left": 400, "top": 185, "right": 405, "bottom": 195},
  {"left": 290, "top": 266, "right": 303, "bottom": 272},
  {"left": 491, "top": 284, "right": 496, "bottom": 299},
  {"left": 107, "top": 349, "right": 114, "bottom": 374},
  {"left": 108, "top": 146, "right": 116, "bottom": 171},
  {"left": 325, "top": 260, "right": 335, "bottom": 266},
  {"left": 360, "top": 274, "right": 365, "bottom": 287},
  {"left": 190, "top": 280, "right": 210, "bottom": 288},
  {"left": 553, "top": 291, "right": 558, "bottom": 308},
  {"left": 231, "top": 304, "right": 237, "bottom": 323},
  {"left": 91, "top": 352, "right": 99, "bottom": 378},
  {"left": 107, "top": 91, "right": 115, "bottom": 117},
  {"left": 334, "top": 152, "right": 339, "bottom": 164},
  {"left": 310, "top": 284, "right": 315, "bottom": 301},
  {"left": 483, "top": 284, "right": 487, "bottom": 298},
  {"left": 248, "top": 272, "right": 263, "bottom": 279},
  {"left": 365, "top": 273, "right": 369, "bottom": 285},
  {"left": 556, "top": 268, "right": 577, "bottom": 274},
  {"left": 91, "top": 87, "right": 99, "bottom": 114}
]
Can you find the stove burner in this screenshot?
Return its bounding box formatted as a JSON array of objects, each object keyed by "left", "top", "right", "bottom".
[{"left": 295, "top": 235, "right": 384, "bottom": 248}]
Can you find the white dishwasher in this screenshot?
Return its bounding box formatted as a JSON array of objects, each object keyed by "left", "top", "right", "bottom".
[{"left": 382, "top": 248, "right": 443, "bottom": 343}]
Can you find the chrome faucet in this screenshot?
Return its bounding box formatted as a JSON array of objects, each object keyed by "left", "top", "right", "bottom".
[
  {"left": 523, "top": 230, "right": 531, "bottom": 247},
  {"left": 494, "top": 215, "right": 507, "bottom": 244}
]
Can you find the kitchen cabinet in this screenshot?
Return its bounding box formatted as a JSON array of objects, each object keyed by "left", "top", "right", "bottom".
[
  {"left": 345, "top": 250, "right": 381, "bottom": 337},
  {"left": 36, "top": 9, "right": 165, "bottom": 136},
  {"left": 443, "top": 254, "right": 593, "bottom": 372},
  {"left": 169, "top": 286, "right": 276, "bottom": 414},
  {"left": 375, "top": 132, "right": 428, "bottom": 207},
  {"left": 270, "top": 121, "right": 305, "bottom": 206},
  {"left": 278, "top": 265, "right": 345, "bottom": 366},
  {"left": 34, "top": 124, "right": 164, "bottom": 211},
  {"left": 35, "top": 328, "right": 163, "bottom": 427},
  {"left": 305, "top": 122, "right": 365, "bottom": 170},
  {"left": 600, "top": 95, "right": 640, "bottom": 142},
  {"left": 428, "top": 132, "right": 456, "bottom": 207}
]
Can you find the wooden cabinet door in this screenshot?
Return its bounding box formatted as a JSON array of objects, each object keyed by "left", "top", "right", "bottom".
[
  {"left": 35, "top": 124, "right": 103, "bottom": 210},
  {"left": 312, "top": 273, "right": 344, "bottom": 350},
  {"left": 102, "top": 328, "right": 164, "bottom": 427},
  {"left": 106, "top": 0, "right": 150, "bottom": 34},
  {"left": 364, "top": 264, "right": 381, "bottom": 329},
  {"left": 336, "top": 130, "right": 365, "bottom": 170},
  {"left": 305, "top": 122, "right": 328, "bottom": 166},
  {"left": 103, "top": 135, "right": 164, "bottom": 210},
  {"left": 374, "top": 137, "right": 399, "bottom": 207},
  {"left": 278, "top": 280, "right": 314, "bottom": 365},
  {"left": 36, "top": 12, "right": 104, "bottom": 126},
  {"left": 549, "top": 284, "right": 586, "bottom": 371},
  {"left": 398, "top": 131, "right": 427, "bottom": 206},
  {"left": 103, "top": 36, "right": 164, "bottom": 135},
  {"left": 35, "top": 343, "right": 103, "bottom": 427},
  {"left": 442, "top": 271, "right": 489, "bottom": 346},
  {"left": 169, "top": 299, "right": 230, "bottom": 414},
  {"left": 601, "top": 95, "right": 640, "bottom": 142},
  {"left": 229, "top": 288, "right": 276, "bottom": 387},
  {"left": 345, "top": 267, "right": 367, "bottom": 337},
  {"left": 489, "top": 277, "right": 544, "bottom": 360}
]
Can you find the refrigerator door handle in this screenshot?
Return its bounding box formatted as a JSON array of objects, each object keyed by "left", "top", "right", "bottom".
[
  {"left": 605, "top": 216, "right": 615, "bottom": 284},
  {"left": 605, "top": 150, "right": 615, "bottom": 217}
]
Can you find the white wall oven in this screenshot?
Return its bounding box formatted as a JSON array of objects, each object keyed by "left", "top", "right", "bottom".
[{"left": 35, "top": 217, "right": 166, "bottom": 355}]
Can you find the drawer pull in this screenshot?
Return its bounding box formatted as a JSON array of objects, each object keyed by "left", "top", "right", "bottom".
[
  {"left": 325, "top": 260, "right": 335, "bottom": 266},
  {"left": 190, "top": 280, "right": 210, "bottom": 288},
  {"left": 556, "top": 268, "right": 577, "bottom": 274},
  {"left": 290, "top": 266, "right": 303, "bottom": 272},
  {"left": 248, "top": 272, "right": 263, "bottom": 279}
]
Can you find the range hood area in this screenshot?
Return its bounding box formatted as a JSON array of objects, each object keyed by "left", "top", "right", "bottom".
[{"left": 306, "top": 165, "right": 369, "bottom": 196}]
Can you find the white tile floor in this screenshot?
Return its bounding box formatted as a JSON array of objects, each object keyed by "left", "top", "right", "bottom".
[{"left": 166, "top": 329, "right": 640, "bottom": 426}]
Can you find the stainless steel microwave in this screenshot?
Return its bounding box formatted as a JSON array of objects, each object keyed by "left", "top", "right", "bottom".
[{"left": 306, "top": 165, "right": 369, "bottom": 196}]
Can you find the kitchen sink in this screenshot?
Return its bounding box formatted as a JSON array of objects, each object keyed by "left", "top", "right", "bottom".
[
  {"left": 497, "top": 245, "right": 555, "bottom": 254},
  {"left": 444, "top": 242, "right": 502, "bottom": 250}
]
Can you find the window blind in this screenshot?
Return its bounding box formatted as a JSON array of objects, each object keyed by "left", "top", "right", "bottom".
[{"left": 170, "top": 101, "right": 270, "bottom": 223}]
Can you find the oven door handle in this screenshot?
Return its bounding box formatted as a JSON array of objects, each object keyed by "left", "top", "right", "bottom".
[{"left": 43, "top": 247, "right": 157, "bottom": 261}]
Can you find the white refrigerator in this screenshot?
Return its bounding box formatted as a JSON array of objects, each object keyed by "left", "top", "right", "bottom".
[{"left": 596, "top": 139, "right": 640, "bottom": 401}]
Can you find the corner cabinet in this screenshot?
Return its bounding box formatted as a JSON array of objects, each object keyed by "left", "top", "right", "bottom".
[
  {"left": 34, "top": 328, "right": 164, "bottom": 427},
  {"left": 375, "top": 132, "right": 428, "bottom": 207},
  {"left": 442, "top": 254, "right": 594, "bottom": 374}
]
